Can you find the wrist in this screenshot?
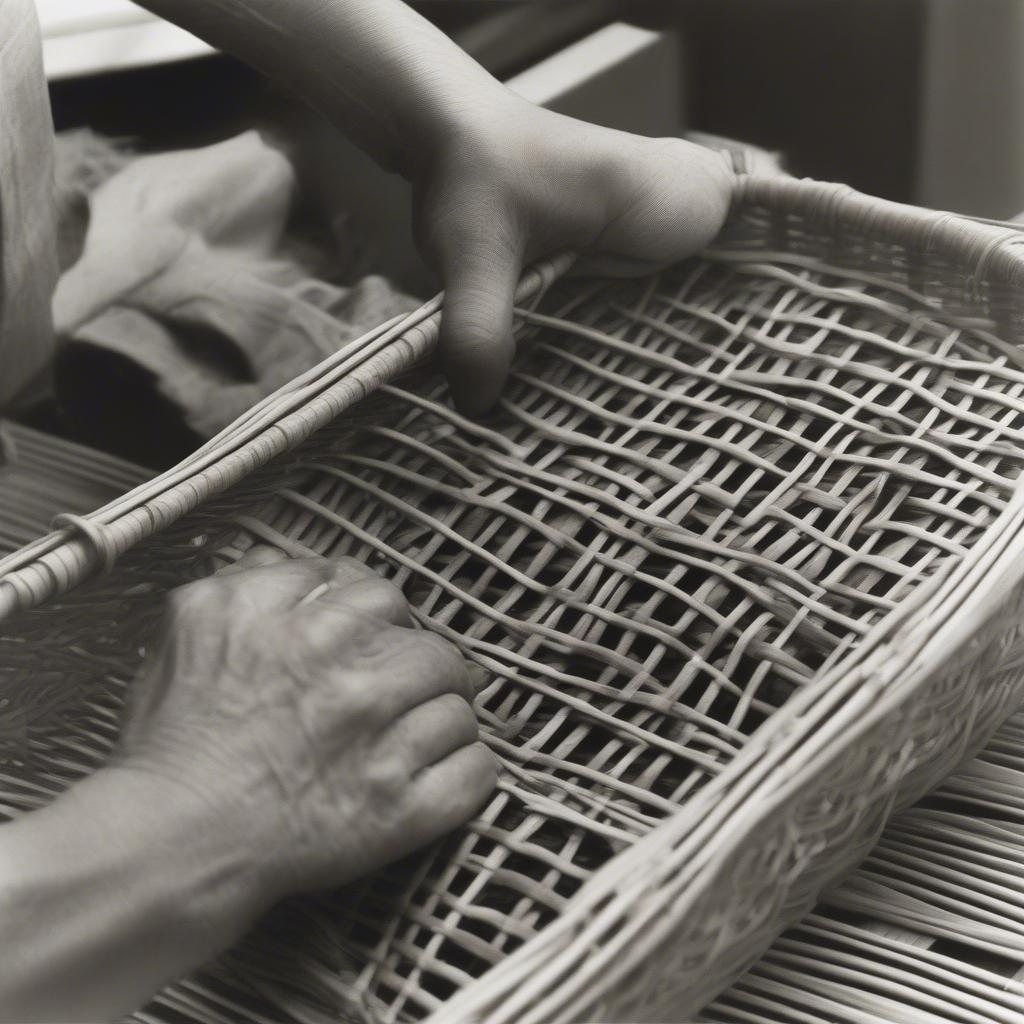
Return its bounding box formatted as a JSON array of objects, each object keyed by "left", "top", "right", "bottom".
[
  {"left": 0, "top": 767, "right": 270, "bottom": 1020},
  {"left": 399, "top": 85, "right": 545, "bottom": 198},
  {"left": 400, "top": 78, "right": 522, "bottom": 178},
  {"left": 354, "top": 66, "right": 519, "bottom": 184},
  {"left": 95, "top": 760, "right": 276, "bottom": 931}
]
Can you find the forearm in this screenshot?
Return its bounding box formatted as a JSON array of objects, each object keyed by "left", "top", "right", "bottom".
[
  {"left": 0, "top": 766, "right": 266, "bottom": 1023},
  {"left": 133, "top": 0, "right": 510, "bottom": 175}
]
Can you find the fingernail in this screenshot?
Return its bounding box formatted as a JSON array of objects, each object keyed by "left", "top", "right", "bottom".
[{"left": 467, "top": 663, "right": 490, "bottom": 695}]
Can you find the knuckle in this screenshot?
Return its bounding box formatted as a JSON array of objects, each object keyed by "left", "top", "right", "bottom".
[
  {"left": 294, "top": 605, "right": 362, "bottom": 653},
  {"left": 414, "top": 631, "right": 467, "bottom": 678},
  {"left": 240, "top": 544, "right": 290, "bottom": 571},
  {"left": 166, "top": 577, "right": 220, "bottom": 621},
  {"left": 442, "top": 693, "right": 480, "bottom": 736},
  {"left": 285, "top": 556, "right": 332, "bottom": 585},
  {"left": 322, "top": 603, "right": 366, "bottom": 634},
  {"left": 364, "top": 753, "right": 410, "bottom": 800},
  {"left": 332, "top": 555, "right": 375, "bottom": 580},
  {"left": 325, "top": 557, "right": 381, "bottom": 595},
  {"left": 344, "top": 674, "right": 383, "bottom": 720},
  {"left": 368, "top": 579, "right": 410, "bottom": 621},
  {"left": 345, "top": 578, "right": 409, "bottom": 623}
]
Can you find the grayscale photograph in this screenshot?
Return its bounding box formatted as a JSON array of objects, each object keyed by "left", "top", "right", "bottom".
[{"left": 1, "top": 2, "right": 1023, "bottom": 1022}]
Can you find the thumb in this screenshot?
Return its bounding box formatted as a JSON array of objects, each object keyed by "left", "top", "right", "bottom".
[{"left": 438, "top": 231, "right": 524, "bottom": 417}]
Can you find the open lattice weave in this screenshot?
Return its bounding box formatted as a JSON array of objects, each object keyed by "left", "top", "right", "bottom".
[{"left": 5, "top": 177, "right": 1024, "bottom": 1022}]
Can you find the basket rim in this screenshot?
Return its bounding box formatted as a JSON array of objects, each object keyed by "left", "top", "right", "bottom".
[{"left": 735, "top": 174, "right": 1024, "bottom": 301}]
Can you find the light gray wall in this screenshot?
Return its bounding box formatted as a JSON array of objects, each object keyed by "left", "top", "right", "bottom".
[{"left": 918, "top": 0, "right": 1024, "bottom": 218}]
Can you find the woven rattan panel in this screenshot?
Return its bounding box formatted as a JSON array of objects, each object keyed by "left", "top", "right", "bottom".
[{"left": 4, "top": 243, "right": 1024, "bottom": 1022}]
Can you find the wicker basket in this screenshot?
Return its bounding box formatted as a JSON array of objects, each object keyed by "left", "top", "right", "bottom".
[{"left": 5, "top": 174, "right": 1024, "bottom": 1023}]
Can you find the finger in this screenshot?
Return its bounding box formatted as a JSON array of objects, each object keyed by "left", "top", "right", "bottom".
[
  {"left": 593, "top": 138, "right": 732, "bottom": 266},
  {"left": 384, "top": 692, "right": 480, "bottom": 771},
  {"left": 400, "top": 742, "right": 498, "bottom": 850},
  {"left": 292, "top": 592, "right": 472, "bottom": 716},
  {"left": 216, "top": 544, "right": 289, "bottom": 577},
  {"left": 326, "top": 556, "right": 382, "bottom": 589},
  {"left": 214, "top": 556, "right": 332, "bottom": 612},
  {"left": 467, "top": 662, "right": 490, "bottom": 697},
  {"left": 438, "top": 230, "right": 524, "bottom": 417},
  {"left": 366, "top": 634, "right": 478, "bottom": 720},
  {"left": 295, "top": 556, "right": 384, "bottom": 608},
  {"left": 313, "top": 575, "right": 413, "bottom": 627}
]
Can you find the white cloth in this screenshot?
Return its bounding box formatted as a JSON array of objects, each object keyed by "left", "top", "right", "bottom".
[{"left": 53, "top": 131, "right": 419, "bottom": 439}]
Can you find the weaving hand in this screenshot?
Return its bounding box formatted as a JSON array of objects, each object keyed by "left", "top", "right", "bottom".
[
  {"left": 415, "top": 102, "right": 733, "bottom": 414},
  {"left": 0, "top": 552, "right": 494, "bottom": 1022},
  {"left": 119, "top": 549, "right": 496, "bottom": 895}
]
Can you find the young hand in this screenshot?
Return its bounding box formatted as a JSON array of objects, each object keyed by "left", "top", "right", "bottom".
[{"left": 414, "top": 95, "right": 733, "bottom": 414}]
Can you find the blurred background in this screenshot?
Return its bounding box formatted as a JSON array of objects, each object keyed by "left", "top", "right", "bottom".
[
  {"left": 38, "top": 0, "right": 1022, "bottom": 217},
  {"left": 20, "top": 0, "right": 1021, "bottom": 470}
]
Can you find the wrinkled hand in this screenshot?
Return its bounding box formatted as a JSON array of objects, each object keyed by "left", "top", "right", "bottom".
[
  {"left": 414, "top": 94, "right": 734, "bottom": 414},
  {"left": 115, "top": 548, "right": 496, "bottom": 903}
]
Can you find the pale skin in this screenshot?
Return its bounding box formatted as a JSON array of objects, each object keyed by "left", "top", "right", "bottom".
[
  {"left": 0, "top": 1, "right": 734, "bottom": 1020},
  {"left": 1, "top": 551, "right": 496, "bottom": 1021}
]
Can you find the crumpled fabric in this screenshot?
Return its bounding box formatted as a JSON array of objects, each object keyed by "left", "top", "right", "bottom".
[{"left": 53, "top": 130, "right": 418, "bottom": 443}]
